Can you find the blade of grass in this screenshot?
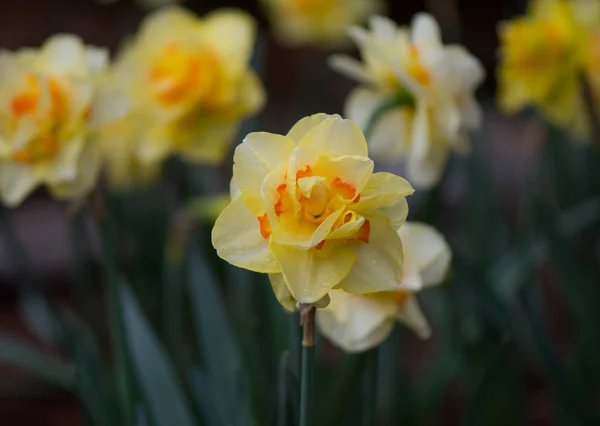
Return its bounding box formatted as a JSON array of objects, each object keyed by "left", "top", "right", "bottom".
[
  {"left": 98, "top": 200, "right": 133, "bottom": 426},
  {"left": 0, "top": 333, "right": 75, "bottom": 390},
  {"left": 187, "top": 242, "right": 255, "bottom": 426},
  {"left": 120, "top": 282, "right": 195, "bottom": 426}
]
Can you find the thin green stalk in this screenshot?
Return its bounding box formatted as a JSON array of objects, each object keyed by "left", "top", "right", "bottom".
[
  {"left": 98, "top": 197, "right": 133, "bottom": 426},
  {"left": 299, "top": 305, "right": 316, "bottom": 426},
  {"left": 362, "top": 348, "right": 379, "bottom": 426},
  {"left": 364, "top": 90, "right": 414, "bottom": 140},
  {"left": 290, "top": 311, "right": 301, "bottom": 380},
  {"left": 277, "top": 352, "right": 290, "bottom": 426}
]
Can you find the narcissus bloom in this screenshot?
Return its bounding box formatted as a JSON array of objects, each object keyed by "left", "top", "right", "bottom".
[
  {"left": 497, "top": 0, "right": 599, "bottom": 138},
  {"left": 331, "top": 14, "right": 484, "bottom": 189},
  {"left": 261, "top": 0, "right": 384, "bottom": 47},
  {"left": 317, "top": 222, "right": 450, "bottom": 353},
  {"left": 212, "top": 114, "right": 414, "bottom": 307},
  {"left": 98, "top": 7, "right": 265, "bottom": 189},
  {"left": 0, "top": 35, "right": 119, "bottom": 206}
]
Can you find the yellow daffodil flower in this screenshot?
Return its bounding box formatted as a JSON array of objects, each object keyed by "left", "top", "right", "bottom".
[
  {"left": 497, "top": 0, "right": 597, "bottom": 138},
  {"left": 261, "top": 0, "right": 384, "bottom": 47},
  {"left": 212, "top": 113, "right": 414, "bottom": 307},
  {"left": 0, "top": 35, "right": 120, "bottom": 206},
  {"left": 317, "top": 221, "right": 451, "bottom": 353},
  {"left": 98, "top": 7, "right": 265, "bottom": 190},
  {"left": 331, "top": 14, "right": 484, "bottom": 189}
]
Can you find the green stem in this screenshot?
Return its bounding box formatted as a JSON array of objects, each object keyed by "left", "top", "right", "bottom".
[
  {"left": 364, "top": 91, "right": 414, "bottom": 140},
  {"left": 362, "top": 348, "right": 379, "bottom": 426},
  {"left": 300, "top": 304, "right": 316, "bottom": 426},
  {"left": 98, "top": 197, "right": 132, "bottom": 426}
]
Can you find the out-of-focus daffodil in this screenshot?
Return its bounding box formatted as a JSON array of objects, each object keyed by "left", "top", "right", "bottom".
[
  {"left": 497, "top": 0, "right": 600, "bottom": 138},
  {"left": 99, "top": 7, "right": 265, "bottom": 190},
  {"left": 261, "top": 0, "right": 384, "bottom": 47},
  {"left": 331, "top": 14, "right": 484, "bottom": 189},
  {"left": 317, "top": 221, "right": 450, "bottom": 353},
  {"left": 0, "top": 35, "right": 120, "bottom": 206},
  {"left": 212, "top": 113, "right": 414, "bottom": 308}
]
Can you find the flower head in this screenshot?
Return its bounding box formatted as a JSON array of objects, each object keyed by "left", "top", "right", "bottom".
[
  {"left": 261, "top": 0, "right": 384, "bottom": 47},
  {"left": 0, "top": 35, "right": 117, "bottom": 206},
  {"left": 98, "top": 7, "right": 265, "bottom": 189},
  {"left": 331, "top": 14, "right": 484, "bottom": 189},
  {"left": 317, "top": 222, "right": 451, "bottom": 352},
  {"left": 497, "top": 0, "right": 597, "bottom": 138},
  {"left": 212, "top": 114, "right": 414, "bottom": 307}
]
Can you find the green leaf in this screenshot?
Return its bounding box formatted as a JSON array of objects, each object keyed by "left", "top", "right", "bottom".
[
  {"left": 186, "top": 243, "right": 255, "bottom": 426},
  {"left": 0, "top": 333, "right": 75, "bottom": 390},
  {"left": 120, "top": 283, "right": 195, "bottom": 426}
]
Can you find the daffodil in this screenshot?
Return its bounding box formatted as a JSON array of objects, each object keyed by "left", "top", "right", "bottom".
[
  {"left": 261, "top": 0, "right": 384, "bottom": 47},
  {"left": 331, "top": 14, "right": 484, "bottom": 189},
  {"left": 0, "top": 35, "right": 120, "bottom": 206},
  {"left": 98, "top": 7, "right": 265, "bottom": 190},
  {"left": 212, "top": 113, "right": 414, "bottom": 307},
  {"left": 497, "top": 0, "right": 597, "bottom": 138},
  {"left": 317, "top": 221, "right": 450, "bottom": 353}
]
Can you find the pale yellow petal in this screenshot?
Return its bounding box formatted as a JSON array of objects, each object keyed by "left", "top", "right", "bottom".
[
  {"left": 39, "top": 35, "right": 87, "bottom": 75},
  {"left": 202, "top": 9, "right": 256, "bottom": 77},
  {"left": 317, "top": 290, "right": 396, "bottom": 353},
  {"left": 396, "top": 295, "right": 431, "bottom": 339},
  {"left": 286, "top": 113, "right": 331, "bottom": 144},
  {"left": 269, "top": 273, "right": 297, "bottom": 312},
  {"left": 411, "top": 13, "right": 441, "bottom": 49},
  {"left": 0, "top": 161, "right": 38, "bottom": 207},
  {"left": 298, "top": 115, "right": 368, "bottom": 158},
  {"left": 237, "top": 70, "right": 266, "bottom": 117},
  {"left": 329, "top": 55, "right": 378, "bottom": 86},
  {"left": 233, "top": 131, "right": 295, "bottom": 196},
  {"left": 339, "top": 216, "right": 403, "bottom": 294},
  {"left": 355, "top": 172, "right": 414, "bottom": 212},
  {"left": 212, "top": 196, "right": 280, "bottom": 273},
  {"left": 47, "top": 141, "right": 101, "bottom": 200},
  {"left": 399, "top": 222, "right": 451, "bottom": 286},
  {"left": 270, "top": 243, "right": 356, "bottom": 304}
]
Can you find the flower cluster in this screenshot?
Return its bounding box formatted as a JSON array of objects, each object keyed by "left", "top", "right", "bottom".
[
  {"left": 331, "top": 14, "right": 484, "bottom": 189},
  {"left": 212, "top": 114, "right": 414, "bottom": 307},
  {"left": 497, "top": 0, "right": 600, "bottom": 138}
]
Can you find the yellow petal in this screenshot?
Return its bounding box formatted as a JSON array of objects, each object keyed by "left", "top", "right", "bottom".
[
  {"left": 329, "top": 55, "right": 378, "bottom": 86},
  {"left": 269, "top": 273, "right": 297, "bottom": 312},
  {"left": 298, "top": 115, "right": 368, "bottom": 157},
  {"left": 237, "top": 70, "right": 266, "bottom": 117},
  {"left": 212, "top": 196, "right": 280, "bottom": 273},
  {"left": 233, "top": 131, "right": 295, "bottom": 196},
  {"left": 0, "top": 161, "right": 38, "bottom": 207},
  {"left": 47, "top": 141, "right": 101, "bottom": 200},
  {"left": 378, "top": 198, "right": 409, "bottom": 230},
  {"left": 399, "top": 222, "right": 451, "bottom": 286},
  {"left": 270, "top": 242, "right": 356, "bottom": 304},
  {"left": 316, "top": 290, "right": 396, "bottom": 353},
  {"left": 339, "top": 216, "right": 403, "bottom": 294},
  {"left": 175, "top": 118, "right": 239, "bottom": 164},
  {"left": 39, "top": 35, "right": 87, "bottom": 75},
  {"left": 355, "top": 172, "right": 414, "bottom": 212},
  {"left": 286, "top": 113, "right": 331, "bottom": 143},
  {"left": 396, "top": 295, "right": 431, "bottom": 339},
  {"left": 202, "top": 9, "right": 256, "bottom": 77}
]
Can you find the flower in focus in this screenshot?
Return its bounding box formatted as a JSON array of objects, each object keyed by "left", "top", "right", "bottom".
[
  {"left": 497, "top": 0, "right": 598, "bottom": 138},
  {"left": 212, "top": 113, "right": 414, "bottom": 308},
  {"left": 317, "top": 221, "right": 451, "bottom": 353},
  {"left": 331, "top": 14, "right": 484, "bottom": 189},
  {"left": 98, "top": 7, "right": 265, "bottom": 190},
  {"left": 0, "top": 35, "right": 118, "bottom": 206},
  {"left": 261, "top": 0, "right": 384, "bottom": 47}
]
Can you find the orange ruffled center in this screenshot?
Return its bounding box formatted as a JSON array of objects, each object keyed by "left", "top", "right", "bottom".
[
  {"left": 9, "top": 75, "right": 71, "bottom": 165},
  {"left": 149, "top": 42, "right": 223, "bottom": 109},
  {"left": 258, "top": 164, "right": 370, "bottom": 247}
]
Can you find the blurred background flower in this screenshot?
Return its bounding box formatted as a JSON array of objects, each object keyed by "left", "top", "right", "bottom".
[
  {"left": 331, "top": 13, "right": 484, "bottom": 189},
  {"left": 260, "top": 0, "right": 384, "bottom": 47},
  {"left": 317, "top": 221, "right": 451, "bottom": 352}
]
